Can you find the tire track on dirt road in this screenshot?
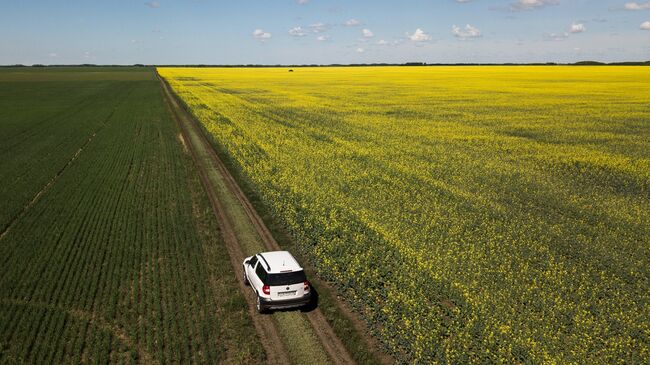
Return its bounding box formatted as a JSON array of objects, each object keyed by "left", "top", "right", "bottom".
[
  {"left": 160, "top": 77, "right": 291, "bottom": 365},
  {"left": 159, "top": 74, "right": 363, "bottom": 365},
  {"left": 193, "top": 108, "right": 357, "bottom": 365},
  {"left": 194, "top": 108, "right": 392, "bottom": 365}
]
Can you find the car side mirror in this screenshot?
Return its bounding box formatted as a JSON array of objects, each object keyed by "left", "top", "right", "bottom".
[{"left": 245, "top": 260, "right": 251, "bottom": 266}]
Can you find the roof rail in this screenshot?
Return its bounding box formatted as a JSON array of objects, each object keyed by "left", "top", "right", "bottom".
[{"left": 258, "top": 253, "right": 271, "bottom": 271}]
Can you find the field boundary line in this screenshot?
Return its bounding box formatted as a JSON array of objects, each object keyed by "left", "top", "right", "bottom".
[
  {"left": 205, "top": 144, "right": 358, "bottom": 365},
  {"left": 158, "top": 73, "right": 365, "bottom": 365},
  {"left": 183, "top": 107, "right": 388, "bottom": 364},
  {"left": 158, "top": 74, "right": 292, "bottom": 365}
]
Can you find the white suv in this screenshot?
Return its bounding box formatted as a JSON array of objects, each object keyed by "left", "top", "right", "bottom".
[{"left": 243, "top": 251, "right": 311, "bottom": 313}]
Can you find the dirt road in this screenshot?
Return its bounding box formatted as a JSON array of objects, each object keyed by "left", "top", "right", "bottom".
[{"left": 159, "top": 74, "right": 360, "bottom": 365}]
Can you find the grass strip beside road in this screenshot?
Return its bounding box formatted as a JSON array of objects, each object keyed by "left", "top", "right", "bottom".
[
  {"left": 160, "top": 74, "right": 332, "bottom": 365},
  {"left": 159, "top": 68, "right": 392, "bottom": 365}
]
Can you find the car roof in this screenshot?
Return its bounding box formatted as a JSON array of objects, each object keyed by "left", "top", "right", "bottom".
[{"left": 257, "top": 251, "right": 302, "bottom": 274}]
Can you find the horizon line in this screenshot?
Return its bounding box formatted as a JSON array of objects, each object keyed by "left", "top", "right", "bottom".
[{"left": 2, "top": 60, "right": 650, "bottom": 68}]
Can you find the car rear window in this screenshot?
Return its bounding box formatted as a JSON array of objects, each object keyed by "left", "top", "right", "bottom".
[{"left": 267, "top": 271, "right": 306, "bottom": 286}]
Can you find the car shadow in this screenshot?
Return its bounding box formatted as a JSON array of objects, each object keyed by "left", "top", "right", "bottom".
[{"left": 300, "top": 286, "right": 319, "bottom": 313}]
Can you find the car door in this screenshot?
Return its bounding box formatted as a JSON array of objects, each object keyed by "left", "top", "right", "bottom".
[
  {"left": 250, "top": 260, "right": 266, "bottom": 294},
  {"left": 246, "top": 255, "right": 258, "bottom": 286}
]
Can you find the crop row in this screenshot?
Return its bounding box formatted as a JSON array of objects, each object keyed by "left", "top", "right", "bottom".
[{"left": 0, "top": 69, "right": 263, "bottom": 363}]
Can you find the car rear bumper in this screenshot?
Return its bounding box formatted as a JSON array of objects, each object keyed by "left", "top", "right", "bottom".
[{"left": 260, "top": 293, "right": 311, "bottom": 310}]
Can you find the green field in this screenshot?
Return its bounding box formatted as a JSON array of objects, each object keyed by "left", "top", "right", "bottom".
[
  {"left": 0, "top": 68, "right": 263, "bottom": 363},
  {"left": 2, "top": 65, "right": 648, "bottom": 364},
  {"left": 161, "top": 66, "right": 650, "bottom": 364}
]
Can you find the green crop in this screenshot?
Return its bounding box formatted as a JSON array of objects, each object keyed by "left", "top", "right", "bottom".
[{"left": 0, "top": 67, "right": 263, "bottom": 364}]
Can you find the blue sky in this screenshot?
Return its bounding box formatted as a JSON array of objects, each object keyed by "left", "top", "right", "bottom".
[{"left": 1, "top": 0, "right": 649, "bottom": 65}]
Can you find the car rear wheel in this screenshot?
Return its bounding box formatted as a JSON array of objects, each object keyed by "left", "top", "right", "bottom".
[{"left": 256, "top": 295, "right": 267, "bottom": 314}]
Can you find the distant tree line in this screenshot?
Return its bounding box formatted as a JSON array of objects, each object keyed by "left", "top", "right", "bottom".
[
  {"left": 2, "top": 61, "right": 649, "bottom": 68},
  {"left": 0, "top": 64, "right": 150, "bottom": 68}
]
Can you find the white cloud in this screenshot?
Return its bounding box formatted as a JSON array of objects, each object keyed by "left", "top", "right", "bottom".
[
  {"left": 511, "top": 0, "right": 558, "bottom": 11},
  {"left": 253, "top": 29, "right": 271, "bottom": 41},
  {"left": 543, "top": 32, "right": 569, "bottom": 41},
  {"left": 144, "top": 1, "right": 160, "bottom": 8},
  {"left": 377, "top": 39, "right": 388, "bottom": 45},
  {"left": 543, "top": 22, "right": 585, "bottom": 41},
  {"left": 356, "top": 47, "right": 365, "bottom": 53},
  {"left": 456, "top": 0, "right": 472, "bottom": 2},
  {"left": 309, "top": 22, "right": 329, "bottom": 33},
  {"left": 625, "top": 1, "right": 650, "bottom": 10},
  {"left": 288, "top": 27, "right": 308, "bottom": 37},
  {"left": 48, "top": 53, "right": 57, "bottom": 58},
  {"left": 344, "top": 19, "right": 361, "bottom": 26},
  {"left": 362, "top": 28, "right": 374, "bottom": 38},
  {"left": 570, "top": 23, "right": 585, "bottom": 33},
  {"left": 297, "top": 0, "right": 309, "bottom": 4},
  {"left": 317, "top": 35, "right": 331, "bottom": 41},
  {"left": 452, "top": 24, "right": 481, "bottom": 39},
  {"left": 642, "top": 21, "right": 650, "bottom": 29},
  {"left": 408, "top": 28, "right": 432, "bottom": 42}
]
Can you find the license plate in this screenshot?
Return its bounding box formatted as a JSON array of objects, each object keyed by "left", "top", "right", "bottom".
[{"left": 278, "top": 291, "right": 296, "bottom": 297}]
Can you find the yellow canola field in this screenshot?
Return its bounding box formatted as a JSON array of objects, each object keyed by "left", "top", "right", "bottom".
[{"left": 159, "top": 66, "right": 650, "bottom": 364}]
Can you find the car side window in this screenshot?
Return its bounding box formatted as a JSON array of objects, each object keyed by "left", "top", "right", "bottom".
[
  {"left": 249, "top": 255, "right": 258, "bottom": 267},
  {"left": 255, "top": 263, "right": 268, "bottom": 284}
]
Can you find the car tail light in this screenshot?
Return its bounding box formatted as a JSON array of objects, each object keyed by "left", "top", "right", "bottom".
[
  {"left": 304, "top": 281, "right": 310, "bottom": 292},
  {"left": 262, "top": 285, "right": 270, "bottom": 295}
]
